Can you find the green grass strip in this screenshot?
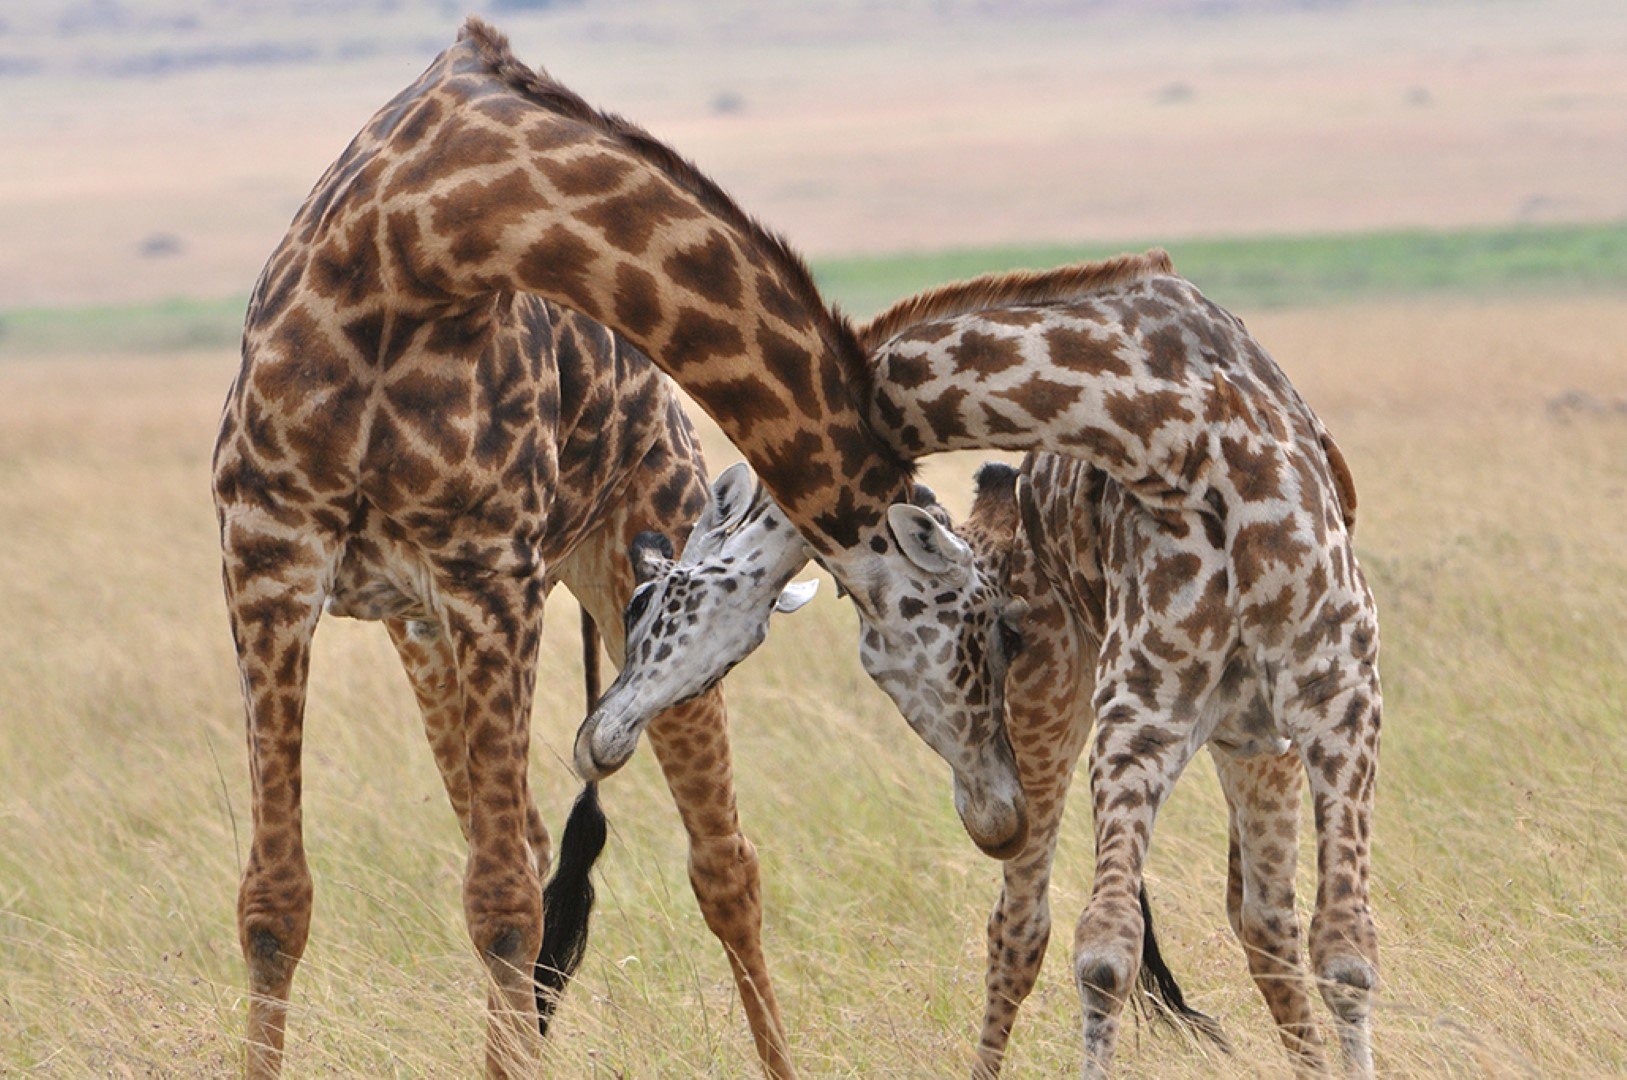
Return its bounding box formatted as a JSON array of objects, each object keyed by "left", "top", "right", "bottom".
[
  {"left": 816, "top": 219, "right": 1627, "bottom": 316},
  {"left": 4, "top": 221, "right": 1625, "bottom": 357}
]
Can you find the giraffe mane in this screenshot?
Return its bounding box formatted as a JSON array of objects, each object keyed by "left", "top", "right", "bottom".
[
  {"left": 457, "top": 18, "right": 877, "bottom": 409},
  {"left": 855, "top": 248, "right": 1177, "bottom": 352}
]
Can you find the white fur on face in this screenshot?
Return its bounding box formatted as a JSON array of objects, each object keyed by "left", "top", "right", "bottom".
[{"left": 575, "top": 465, "right": 1029, "bottom": 855}]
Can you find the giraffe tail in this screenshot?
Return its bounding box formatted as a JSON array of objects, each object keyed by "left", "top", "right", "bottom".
[
  {"left": 1136, "top": 883, "right": 1230, "bottom": 1051},
  {"left": 535, "top": 607, "right": 611, "bottom": 1035}
]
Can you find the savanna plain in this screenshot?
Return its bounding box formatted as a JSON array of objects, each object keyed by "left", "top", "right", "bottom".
[{"left": 2, "top": 1, "right": 1626, "bottom": 1076}]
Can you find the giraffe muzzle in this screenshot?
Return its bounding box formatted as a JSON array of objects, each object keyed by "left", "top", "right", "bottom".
[
  {"left": 572, "top": 702, "right": 644, "bottom": 781},
  {"left": 953, "top": 773, "right": 1030, "bottom": 861}
]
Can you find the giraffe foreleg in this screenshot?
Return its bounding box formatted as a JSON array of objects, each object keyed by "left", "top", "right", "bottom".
[
  {"left": 220, "top": 513, "right": 336, "bottom": 1079},
  {"left": 974, "top": 593, "right": 1092, "bottom": 1079},
  {"left": 973, "top": 811, "right": 1066, "bottom": 1080},
  {"left": 645, "top": 689, "right": 794, "bottom": 1079},
  {"left": 550, "top": 433, "right": 794, "bottom": 1079},
  {"left": 1210, "top": 746, "right": 1326, "bottom": 1071}
]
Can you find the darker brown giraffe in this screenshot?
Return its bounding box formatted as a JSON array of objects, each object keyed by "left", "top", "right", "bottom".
[
  {"left": 293, "top": 20, "right": 1033, "bottom": 858},
  {"left": 215, "top": 15, "right": 1062, "bottom": 1077},
  {"left": 215, "top": 124, "right": 804, "bottom": 1077},
  {"left": 597, "top": 253, "right": 1382, "bottom": 1076}
]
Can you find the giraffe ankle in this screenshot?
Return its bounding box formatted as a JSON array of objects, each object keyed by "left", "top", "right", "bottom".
[{"left": 1074, "top": 951, "right": 1134, "bottom": 1019}]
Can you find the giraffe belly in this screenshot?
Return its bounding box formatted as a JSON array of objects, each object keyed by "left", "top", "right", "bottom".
[
  {"left": 326, "top": 533, "right": 433, "bottom": 623},
  {"left": 1206, "top": 658, "right": 1291, "bottom": 757}
]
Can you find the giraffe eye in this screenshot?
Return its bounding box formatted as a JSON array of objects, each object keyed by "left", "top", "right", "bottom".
[
  {"left": 624, "top": 583, "right": 657, "bottom": 631},
  {"left": 999, "top": 621, "right": 1024, "bottom": 658}
]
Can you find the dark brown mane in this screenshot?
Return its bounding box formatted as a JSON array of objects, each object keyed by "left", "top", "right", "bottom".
[
  {"left": 457, "top": 18, "right": 875, "bottom": 404},
  {"left": 856, "top": 249, "right": 1176, "bottom": 352}
]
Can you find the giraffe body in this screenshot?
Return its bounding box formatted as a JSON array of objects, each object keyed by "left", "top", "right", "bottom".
[
  {"left": 602, "top": 257, "right": 1381, "bottom": 1077},
  {"left": 216, "top": 228, "right": 795, "bottom": 1074}
]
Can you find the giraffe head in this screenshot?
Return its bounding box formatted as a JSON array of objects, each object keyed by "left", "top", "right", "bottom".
[
  {"left": 574, "top": 464, "right": 1031, "bottom": 860},
  {"left": 574, "top": 462, "right": 817, "bottom": 780}
]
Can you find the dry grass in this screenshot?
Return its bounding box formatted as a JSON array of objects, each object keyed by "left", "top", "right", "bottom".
[{"left": 1, "top": 293, "right": 1625, "bottom": 1075}]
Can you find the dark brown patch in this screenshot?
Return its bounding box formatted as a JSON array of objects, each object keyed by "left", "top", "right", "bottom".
[
  {"left": 574, "top": 177, "right": 706, "bottom": 255},
  {"left": 757, "top": 325, "right": 819, "bottom": 413},
  {"left": 1045, "top": 324, "right": 1134, "bottom": 377},
  {"left": 385, "top": 120, "right": 517, "bottom": 198},
  {"left": 1103, "top": 388, "right": 1195, "bottom": 434},
  {"left": 918, "top": 384, "right": 970, "bottom": 443},
  {"left": 612, "top": 263, "right": 664, "bottom": 338},
  {"left": 1144, "top": 552, "right": 1201, "bottom": 614},
  {"left": 947, "top": 329, "right": 1028, "bottom": 381},
  {"left": 1232, "top": 520, "right": 1313, "bottom": 595},
  {"left": 431, "top": 168, "right": 544, "bottom": 266},
  {"left": 1220, "top": 435, "right": 1285, "bottom": 504},
  {"left": 706, "top": 376, "right": 790, "bottom": 441},
  {"left": 515, "top": 225, "right": 602, "bottom": 316},
  {"left": 536, "top": 151, "right": 635, "bottom": 197},
  {"left": 997, "top": 373, "right": 1083, "bottom": 424},
  {"left": 664, "top": 230, "right": 743, "bottom": 307},
  {"left": 665, "top": 308, "right": 746, "bottom": 367},
  {"left": 307, "top": 206, "right": 384, "bottom": 309}
]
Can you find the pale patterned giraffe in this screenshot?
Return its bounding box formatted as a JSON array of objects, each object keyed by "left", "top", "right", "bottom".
[
  {"left": 595, "top": 254, "right": 1381, "bottom": 1078},
  {"left": 215, "top": 279, "right": 797, "bottom": 1073}
]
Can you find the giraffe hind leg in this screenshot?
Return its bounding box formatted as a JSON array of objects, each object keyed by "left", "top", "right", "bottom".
[
  {"left": 427, "top": 580, "right": 548, "bottom": 1078},
  {"left": 1282, "top": 661, "right": 1382, "bottom": 1079},
  {"left": 221, "top": 514, "right": 337, "bottom": 1079},
  {"left": 1211, "top": 745, "right": 1327, "bottom": 1071}
]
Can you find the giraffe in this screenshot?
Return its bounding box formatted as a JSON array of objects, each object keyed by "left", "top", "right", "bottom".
[
  {"left": 252, "top": 16, "right": 1041, "bottom": 864},
  {"left": 215, "top": 271, "right": 799, "bottom": 1074},
  {"left": 593, "top": 253, "right": 1381, "bottom": 1077}
]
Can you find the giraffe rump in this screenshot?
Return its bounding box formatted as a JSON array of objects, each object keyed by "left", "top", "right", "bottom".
[
  {"left": 855, "top": 248, "right": 1176, "bottom": 352},
  {"left": 457, "top": 17, "right": 889, "bottom": 428}
]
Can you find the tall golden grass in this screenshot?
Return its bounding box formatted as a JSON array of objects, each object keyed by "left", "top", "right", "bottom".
[{"left": 1, "top": 295, "right": 1624, "bottom": 1075}]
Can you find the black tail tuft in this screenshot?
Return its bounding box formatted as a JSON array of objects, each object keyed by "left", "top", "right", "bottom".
[
  {"left": 1136, "top": 883, "right": 1229, "bottom": 1051},
  {"left": 535, "top": 780, "right": 609, "bottom": 1035}
]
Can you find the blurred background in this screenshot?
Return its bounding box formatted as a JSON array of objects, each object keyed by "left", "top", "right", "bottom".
[
  {"left": 1, "top": 2, "right": 1624, "bottom": 1075},
  {"left": 4, "top": 0, "right": 1626, "bottom": 316}
]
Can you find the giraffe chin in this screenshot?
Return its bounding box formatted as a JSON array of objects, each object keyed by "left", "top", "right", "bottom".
[{"left": 571, "top": 710, "right": 643, "bottom": 782}]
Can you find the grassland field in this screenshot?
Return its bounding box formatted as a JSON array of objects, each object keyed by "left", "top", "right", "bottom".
[
  {"left": 6, "top": 221, "right": 1627, "bottom": 358},
  {"left": 0, "top": 227, "right": 1625, "bottom": 1077}
]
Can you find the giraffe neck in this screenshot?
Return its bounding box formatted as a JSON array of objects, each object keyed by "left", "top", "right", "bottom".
[
  {"left": 347, "top": 22, "right": 912, "bottom": 567},
  {"left": 860, "top": 266, "right": 1321, "bottom": 510}
]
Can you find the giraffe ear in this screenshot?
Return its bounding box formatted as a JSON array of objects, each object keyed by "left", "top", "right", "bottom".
[
  {"left": 629, "top": 530, "right": 675, "bottom": 585},
  {"left": 774, "top": 578, "right": 818, "bottom": 614},
  {"left": 886, "top": 504, "right": 973, "bottom": 579},
  {"left": 708, "top": 462, "right": 756, "bottom": 530}
]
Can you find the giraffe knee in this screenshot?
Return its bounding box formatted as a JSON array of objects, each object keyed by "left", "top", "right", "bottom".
[
  {"left": 1317, "top": 954, "right": 1376, "bottom": 1025},
  {"left": 238, "top": 867, "right": 313, "bottom": 991},
  {"left": 465, "top": 868, "right": 544, "bottom": 970},
  {"left": 1074, "top": 951, "right": 1134, "bottom": 1018}
]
